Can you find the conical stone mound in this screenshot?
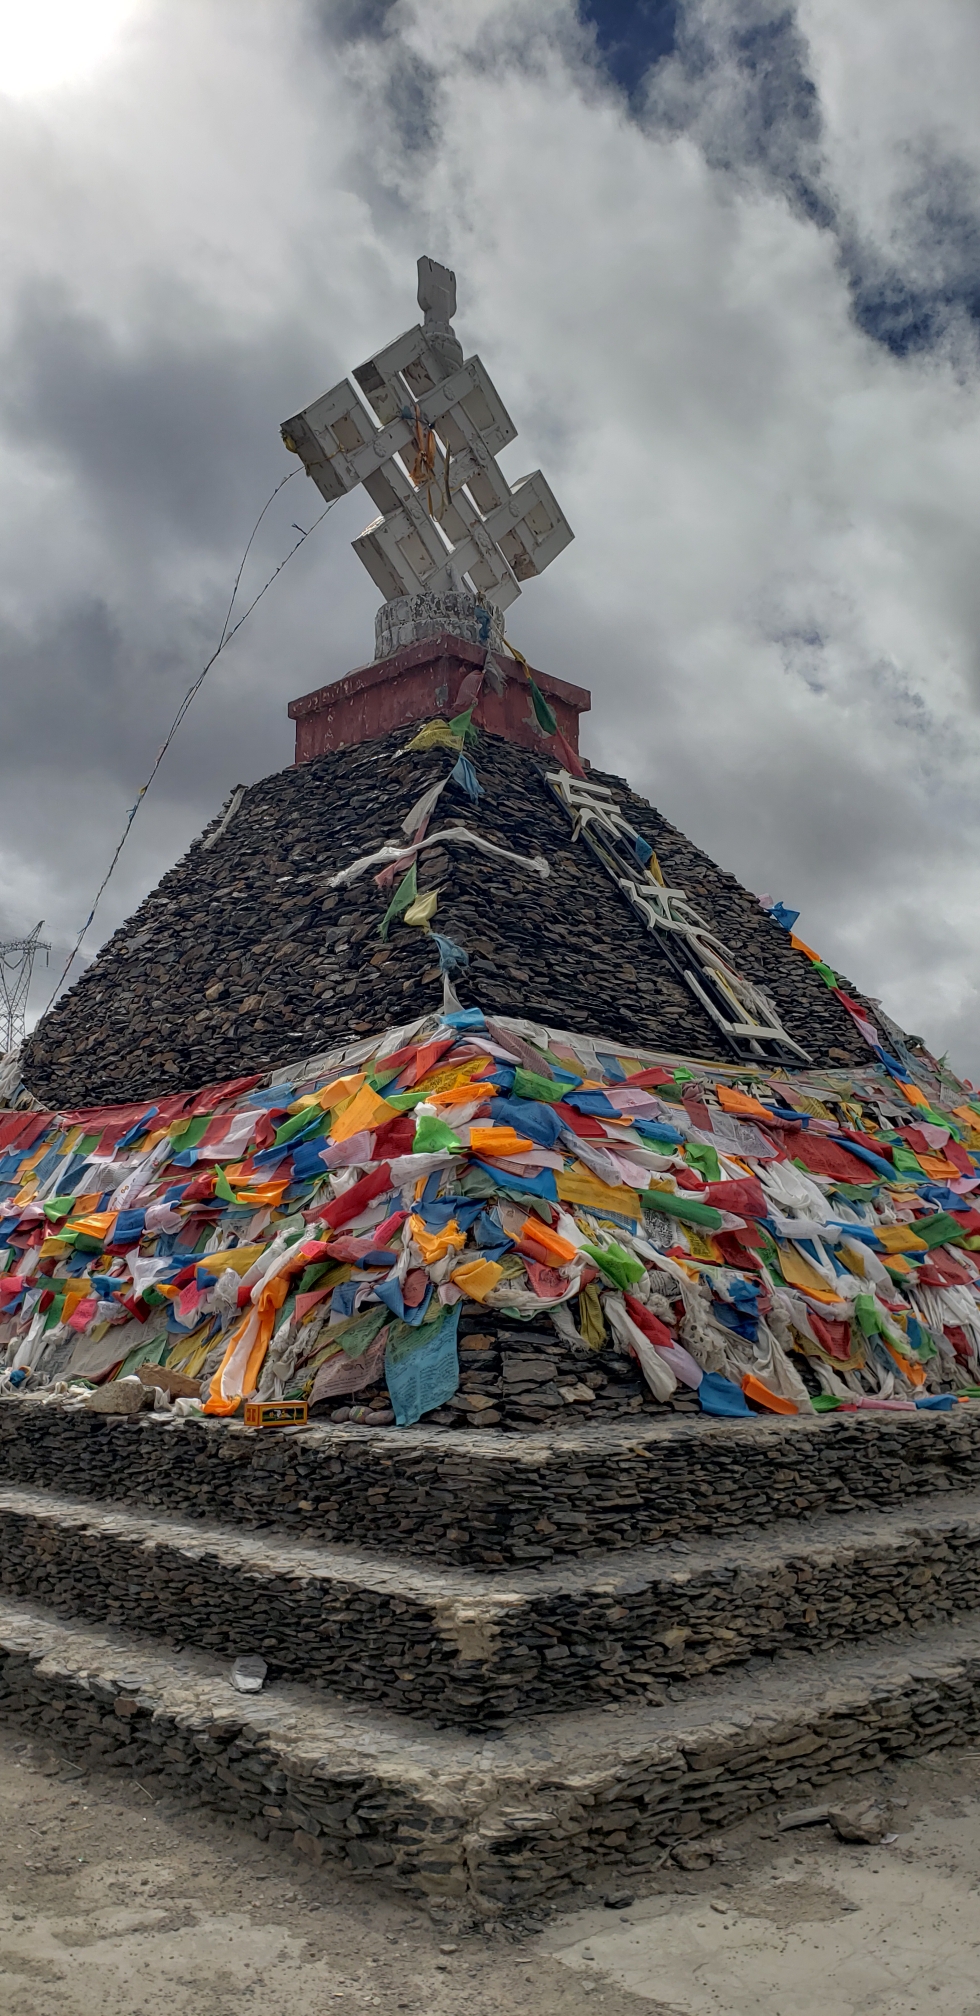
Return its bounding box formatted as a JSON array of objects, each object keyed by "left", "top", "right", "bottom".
[{"left": 22, "top": 726, "right": 868, "bottom": 1109}]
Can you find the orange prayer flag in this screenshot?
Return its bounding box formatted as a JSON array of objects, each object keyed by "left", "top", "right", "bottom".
[
  {"left": 468, "top": 1126, "right": 535, "bottom": 1157},
  {"left": 714, "top": 1084, "right": 773, "bottom": 1120},
  {"left": 917, "top": 1153, "right": 963, "bottom": 1181},
  {"left": 518, "top": 1216, "right": 578, "bottom": 1264},
  {"left": 315, "top": 1073, "right": 367, "bottom": 1112},
  {"left": 897, "top": 1081, "right": 929, "bottom": 1108},
  {"left": 330, "top": 1082, "right": 399, "bottom": 1143},
  {"left": 742, "top": 1373, "right": 797, "bottom": 1415},
  {"left": 425, "top": 1083, "right": 497, "bottom": 1110}
]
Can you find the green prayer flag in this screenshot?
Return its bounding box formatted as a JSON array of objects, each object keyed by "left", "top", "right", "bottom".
[
  {"left": 214, "top": 1167, "right": 238, "bottom": 1204},
  {"left": 115, "top": 1334, "right": 172, "bottom": 1379},
  {"left": 891, "top": 1145, "right": 923, "bottom": 1174},
  {"left": 854, "top": 1293, "right": 884, "bottom": 1338},
  {"left": 581, "top": 1238, "right": 645, "bottom": 1288},
  {"left": 330, "top": 1303, "right": 389, "bottom": 1360},
  {"left": 640, "top": 1189, "right": 724, "bottom": 1230},
  {"left": 684, "top": 1141, "right": 721, "bottom": 1184},
  {"left": 367, "top": 1062, "right": 403, "bottom": 1092},
  {"left": 170, "top": 1114, "right": 210, "bottom": 1153},
  {"left": 512, "top": 1066, "right": 566, "bottom": 1104},
  {"left": 412, "top": 1113, "right": 461, "bottom": 1153},
  {"left": 527, "top": 679, "right": 558, "bottom": 737},
  {"left": 43, "top": 1196, "right": 77, "bottom": 1222},
  {"left": 275, "top": 1106, "right": 328, "bottom": 1147},
  {"left": 384, "top": 1089, "right": 429, "bottom": 1113},
  {"left": 448, "top": 704, "right": 477, "bottom": 743},
  {"left": 913, "top": 1211, "right": 967, "bottom": 1249},
  {"left": 297, "top": 1259, "right": 341, "bottom": 1295},
  {"left": 379, "top": 864, "right": 418, "bottom": 941}
]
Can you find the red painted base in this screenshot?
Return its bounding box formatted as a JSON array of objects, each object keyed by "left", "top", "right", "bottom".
[{"left": 288, "top": 632, "right": 591, "bottom": 764}]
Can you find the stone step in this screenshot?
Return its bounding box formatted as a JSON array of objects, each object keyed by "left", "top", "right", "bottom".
[
  {"left": 4, "top": 1594, "right": 980, "bottom": 1909},
  {"left": 4, "top": 1396, "right": 980, "bottom": 1569},
  {"left": 4, "top": 1482, "right": 980, "bottom": 1726}
]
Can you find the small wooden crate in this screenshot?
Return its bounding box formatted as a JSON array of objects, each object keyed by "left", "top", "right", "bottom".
[{"left": 243, "top": 1399, "right": 308, "bottom": 1429}]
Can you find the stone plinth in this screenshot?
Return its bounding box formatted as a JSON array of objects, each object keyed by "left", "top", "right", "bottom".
[
  {"left": 373, "top": 590, "right": 504, "bottom": 660},
  {"left": 288, "top": 632, "right": 590, "bottom": 762}
]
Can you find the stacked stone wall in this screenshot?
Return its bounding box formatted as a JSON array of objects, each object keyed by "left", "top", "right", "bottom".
[{"left": 3, "top": 1398, "right": 979, "bottom": 1567}]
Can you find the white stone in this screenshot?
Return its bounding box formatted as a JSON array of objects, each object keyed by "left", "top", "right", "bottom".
[{"left": 83, "top": 1376, "right": 149, "bottom": 1416}]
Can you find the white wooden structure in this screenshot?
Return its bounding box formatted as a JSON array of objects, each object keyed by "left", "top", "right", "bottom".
[{"left": 281, "top": 258, "right": 573, "bottom": 612}]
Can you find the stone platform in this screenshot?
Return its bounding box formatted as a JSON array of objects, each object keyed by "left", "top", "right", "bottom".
[
  {"left": 4, "top": 1398, "right": 980, "bottom": 1564},
  {"left": 4, "top": 1400, "right": 980, "bottom": 1905},
  {"left": 3, "top": 1598, "right": 980, "bottom": 1907},
  {"left": 2, "top": 1482, "right": 980, "bottom": 1725}
]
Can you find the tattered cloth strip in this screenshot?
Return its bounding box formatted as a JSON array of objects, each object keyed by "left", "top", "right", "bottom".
[
  {"left": 6, "top": 975, "right": 980, "bottom": 1444},
  {"left": 308, "top": 1327, "right": 388, "bottom": 1408}
]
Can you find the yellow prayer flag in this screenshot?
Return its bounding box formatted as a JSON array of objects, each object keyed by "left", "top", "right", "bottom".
[
  {"left": 451, "top": 1256, "right": 504, "bottom": 1302},
  {"left": 776, "top": 1245, "right": 845, "bottom": 1303},
  {"left": 403, "top": 890, "right": 438, "bottom": 929},
  {"left": 330, "top": 1082, "right": 400, "bottom": 1143},
  {"left": 557, "top": 1164, "right": 642, "bottom": 1222},
  {"left": 196, "top": 1245, "right": 267, "bottom": 1276},
  {"left": 874, "top": 1223, "right": 928, "bottom": 1253}
]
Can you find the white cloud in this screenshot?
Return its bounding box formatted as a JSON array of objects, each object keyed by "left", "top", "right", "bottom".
[{"left": 3, "top": 0, "right": 980, "bottom": 1074}]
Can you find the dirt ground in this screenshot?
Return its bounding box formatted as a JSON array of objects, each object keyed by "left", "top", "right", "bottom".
[
  {"left": 2, "top": 1728, "right": 980, "bottom": 2016},
  {"left": 544, "top": 1746, "right": 980, "bottom": 2016},
  {"left": 0, "top": 1721, "right": 634, "bottom": 2016}
]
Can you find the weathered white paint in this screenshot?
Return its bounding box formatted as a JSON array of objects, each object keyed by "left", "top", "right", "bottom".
[{"left": 281, "top": 257, "right": 573, "bottom": 611}]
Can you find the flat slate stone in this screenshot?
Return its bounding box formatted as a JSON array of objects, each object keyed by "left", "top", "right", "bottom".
[
  {"left": 21, "top": 727, "right": 870, "bottom": 1107},
  {"left": 1, "top": 1482, "right": 980, "bottom": 1725},
  {"left": 5, "top": 1596, "right": 980, "bottom": 1906}
]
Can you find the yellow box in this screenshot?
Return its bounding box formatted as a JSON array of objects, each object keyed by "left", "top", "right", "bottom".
[{"left": 243, "top": 1400, "right": 308, "bottom": 1429}]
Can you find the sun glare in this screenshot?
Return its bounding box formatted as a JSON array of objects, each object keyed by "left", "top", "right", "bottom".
[{"left": 0, "top": 0, "right": 141, "bottom": 99}]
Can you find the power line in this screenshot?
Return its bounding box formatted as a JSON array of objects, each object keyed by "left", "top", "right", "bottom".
[{"left": 43, "top": 473, "right": 336, "bottom": 1014}]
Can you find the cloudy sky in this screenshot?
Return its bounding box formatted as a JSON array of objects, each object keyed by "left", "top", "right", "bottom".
[{"left": 3, "top": 0, "right": 980, "bottom": 1074}]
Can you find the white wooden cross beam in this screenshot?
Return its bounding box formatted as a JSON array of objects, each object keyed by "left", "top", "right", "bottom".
[{"left": 281, "top": 257, "right": 573, "bottom": 611}]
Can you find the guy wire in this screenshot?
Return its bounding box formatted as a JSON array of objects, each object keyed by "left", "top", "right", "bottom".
[{"left": 43, "top": 470, "right": 336, "bottom": 1012}]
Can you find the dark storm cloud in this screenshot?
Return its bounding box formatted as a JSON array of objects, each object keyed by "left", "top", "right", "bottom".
[{"left": 1, "top": 280, "right": 337, "bottom": 547}]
